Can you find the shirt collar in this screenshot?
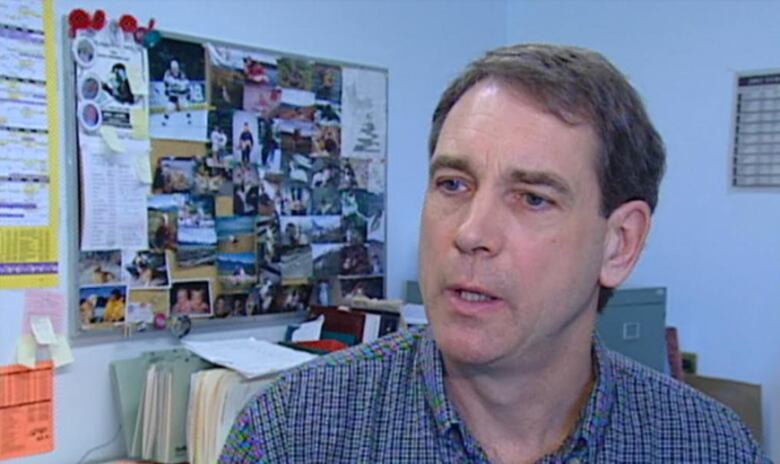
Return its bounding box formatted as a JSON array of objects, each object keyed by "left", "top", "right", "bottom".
[{"left": 415, "top": 328, "right": 617, "bottom": 457}]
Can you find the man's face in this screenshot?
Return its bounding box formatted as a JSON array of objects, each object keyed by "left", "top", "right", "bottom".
[{"left": 419, "top": 79, "right": 609, "bottom": 368}]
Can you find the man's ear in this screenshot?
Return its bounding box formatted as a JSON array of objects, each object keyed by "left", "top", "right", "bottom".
[{"left": 600, "top": 200, "right": 652, "bottom": 288}]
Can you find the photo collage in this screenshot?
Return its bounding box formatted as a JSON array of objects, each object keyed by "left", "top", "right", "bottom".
[{"left": 75, "top": 33, "right": 387, "bottom": 332}]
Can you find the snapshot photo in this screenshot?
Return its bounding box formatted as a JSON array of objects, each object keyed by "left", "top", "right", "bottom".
[
  {"left": 277, "top": 58, "right": 313, "bottom": 91},
  {"left": 78, "top": 250, "right": 122, "bottom": 286},
  {"left": 122, "top": 249, "right": 171, "bottom": 288},
  {"left": 217, "top": 252, "right": 257, "bottom": 293},
  {"left": 148, "top": 38, "right": 208, "bottom": 141},
  {"left": 169, "top": 280, "right": 213, "bottom": 318},
  {"left": 152, "top": 157, "right": 196, "bottom": 194},
  {"left": 340, "top": 276, "right": 384, "bottom": 300},
  {"left": 313, "top": 63, "right": 342, "bottom": 103},
  {"left": 147, "top": 194, "right": 181, "bottom": 251},
  {"left": 79, "top": 284, "right": 128, "bottom": 328}
]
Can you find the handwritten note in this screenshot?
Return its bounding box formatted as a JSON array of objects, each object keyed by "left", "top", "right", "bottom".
[{"left": 0, "top": 362, "right": 54, "bottom": 460}]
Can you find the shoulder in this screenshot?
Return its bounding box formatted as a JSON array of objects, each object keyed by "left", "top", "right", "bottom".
[
  {"left": 278, "top": 326, "right": 425, "bottom": 392},
  {"left": 603, "top": 349, "right": 765, "bottom": 461},
  {"left": 219, "top": 328, "right": 428, "bottom": 462}
]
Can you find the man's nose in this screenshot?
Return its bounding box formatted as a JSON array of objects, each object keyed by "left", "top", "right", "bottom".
[{"left": 453, "top": 190, "right": 504, "bottom": 257}]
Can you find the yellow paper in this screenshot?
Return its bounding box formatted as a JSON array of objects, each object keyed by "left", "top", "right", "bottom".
[
  {"left": 0, "top": 0, "right": 59, "bottom": 289},
  {"left": 134, "top": 153, "right": 152, "bottom": 183},
  {"left": 50, "top": 334, "right": 74, "bottom": 367},
  {"left": 15, "top": 335, "right": 36, "bottom": 368},
  {"left": 100, "top": 125, "right": 125, "bottom": 152},
  {"left": 127, "top": 66, "right": 147, "bottom": 96},
  {"left": 30, "top": 315, "right": 57, "bottom": 345},
  {"left": 131, "top": 107, "right": 149, "bottom": 140}
]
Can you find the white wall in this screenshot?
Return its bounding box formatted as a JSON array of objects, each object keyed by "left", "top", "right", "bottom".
[
  {"left": 0, "top": 1, "right": 507, "bottom": 462},
  {"left": 507, "top": 0, "right": 780, "bottom": 459}
]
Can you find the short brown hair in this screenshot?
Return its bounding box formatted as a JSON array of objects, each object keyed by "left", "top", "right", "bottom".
[{"left": 428, "top": 43, "right": 666, "bottom": 309}]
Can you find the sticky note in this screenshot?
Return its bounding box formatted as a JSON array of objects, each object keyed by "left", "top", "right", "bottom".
[
  {"left": 100, "top": 125, "right": 125, "bottom": 153},
  {"left": 30, "top": 316, "right": 57, "bottom": 345},
  {"left": 15, "top": 335, "right": 36, "bottom": 368},
  {"left": 134, "top": 154, "right": 153, "bottom": 184},
  {"left": 127, "top": 66, "right": 148, "bottom": 95},
  {"left": 131, "top": 107, "right": 149, "bottom": 140},
  {"left": 50, "top": 335, "right": 74, "bottom": 368}
]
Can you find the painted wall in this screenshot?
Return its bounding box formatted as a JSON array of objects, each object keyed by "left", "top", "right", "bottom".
[
  {"left": 0, "top": 1, "right": 507, "bottom": 462},
  {"left": 506, "top": 0, "right": 780, "bottom": 459}
]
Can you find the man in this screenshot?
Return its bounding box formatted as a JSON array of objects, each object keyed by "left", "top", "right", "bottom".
[
  {"left": 220, "top": 44, "right": 768, "bottom": 463},
  {"left": 239, "top": 122, "right": 255, "bottom": 165},
  {"left": 162, "top": 59, "right": 192, "bottom": 126}
]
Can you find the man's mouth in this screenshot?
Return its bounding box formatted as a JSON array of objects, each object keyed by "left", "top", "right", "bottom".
[{"left": 457, "top": 289, "right": 497, "bottom": 303}]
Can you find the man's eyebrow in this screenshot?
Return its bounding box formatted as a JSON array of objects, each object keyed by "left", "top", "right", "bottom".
[
  {"left": 509, "top": 169, "right": 573, "bottom": 198},
  {"left": 428, "top": 155, "right": 472, "bottom": 179}
]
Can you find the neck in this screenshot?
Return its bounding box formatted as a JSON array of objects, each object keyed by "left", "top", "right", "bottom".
[{"left": 443, "top": 324, "right": 595, "bottom": 463}]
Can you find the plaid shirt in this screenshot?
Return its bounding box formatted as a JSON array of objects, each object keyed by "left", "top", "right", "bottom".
[{"left": 220, "top": 326, "right": 769, "bottom": 463}]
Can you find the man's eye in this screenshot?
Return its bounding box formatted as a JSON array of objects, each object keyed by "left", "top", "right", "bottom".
[
  {"left": 523, "top": 193, "right": 550, "bottom": 209},
  {"left": 436, "top": 178, "right": 467, "bottom": 193}
]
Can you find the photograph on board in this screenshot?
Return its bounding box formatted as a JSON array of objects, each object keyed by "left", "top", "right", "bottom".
[
  {"left": 207, "top": 110, "right": 233, "bottom": 166},
  {"left": 169, "top": 280, "right": 212, "bottom": 318},
  {"left": 278, "top": 284, "right": 312, "bottom": 313},
  {"left": 311, "top": 215, "right": 342, "bottom": 243},
  {"left": 257, "top": 118, "right": 281, "bottom": 171},
  {"left": 256, "top": 215, "right": 282, "bottom": 268},
  {"left": 340, "top": 243, "right": 371, "bottom": 276},
  {"left": 244, "top": 84, "right": 282, "bottom": 118},
  {"left": 312, "top": 124, "right": 341, "bottom": 158},
  {"left": 313, "top": 63, "right": 342, "bottom": 104},
  {"left": 232, "top": 111, "right": 259, "bottom": 165},
  {"left": 217, "top": 251, "right": 257, "bottom": 294},
  {"left": 277, "top": 119, "right": 314, "bottom": 156},
  {"left": 78, "top": 250, "right": 122, "bottom": 286},
  {"left": 279, "top": 182, "right": 311, "bottom": 216},
  {"left": 340, "top": 276, "right": 384, "bottom": 300},
  {"left": 312, "top": 243, "right": 342, "bottom": 279},
  {"left": 128, "top": 289, "right": 170, "bottom": 326},
  {"left": 79, "top": 284, "right": 128, "bottom": 328},
  {"left": 277, "top": 58, "right": 313, "bottom": 91},
  {"left": 216, "top": 216, "right": 255, "bottom": 254},
  {"left": 311, "top": 188, "right": 341, "bottom": 216},
  {"left": 148, "top": 194, "right": 181, "bottom": 251},
  {"left": 243, "top": 56, "right": 278, "bottom": 86},
  {"left": 281, "top": 216, "right": 313, "bottom": 247},
  {"left": 254, "top": 268, "right": 282, "bottom": 314},
  {"left": 176, "top": 195, "right": 217, "bottom": 267},
  {"left": 122, "top": 249, "right": 171, "bottom": 289},
  {"left": 339, "top": 158, "right": 369, "bottom": 190},
  {"left": 280, "top": 245, "right": 313, "bottom": 278},
  {"left": 148, "top": 38, "right": 208, "bottom": 141},
  {"left": 210, "top": 65, "right": 245, "bottom": 110},
  {"left": 152, "top": 156, "right": 196, "bottom": 194}
]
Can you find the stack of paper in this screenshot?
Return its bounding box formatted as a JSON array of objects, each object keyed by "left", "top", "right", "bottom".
[
  {"left": 187, "top": 368, "right": 275, "bottom": 463},
  {"left": 182, "top": 338, "right": 316, "bottom": 379}
]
